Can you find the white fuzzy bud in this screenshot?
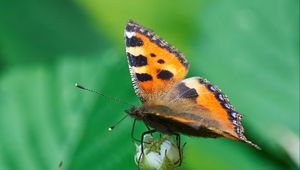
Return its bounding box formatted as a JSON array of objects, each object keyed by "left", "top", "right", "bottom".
[{"left": 135, "top": 134, "right": 181, "bottom": 170}]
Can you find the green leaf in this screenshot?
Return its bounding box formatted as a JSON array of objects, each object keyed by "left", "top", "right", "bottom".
[
  {"left": 0, "top": 0, "right": 108, "bottom": 65},
  {"left": 0, "top": 50, "right": 136, "bottom": 170}
]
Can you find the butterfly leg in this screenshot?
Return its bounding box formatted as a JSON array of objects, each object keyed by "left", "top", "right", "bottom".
[
  {"left": 137, "top": 129, "right": 156, "bottom": 169},
  {"left": 145, "top": 125, "right": 155, "bottom": 138},
  {"left": 145, "top": 124, "right": 151, "bottom": 131},
  {"left": 131, "top": 119, "right": 141, "bottom": 143},
  {"left": 131, "top": 120, "right": 154, "bottom": 143},
  {"left": 174, "top": 133, "right": 185, "bottom": 166}
]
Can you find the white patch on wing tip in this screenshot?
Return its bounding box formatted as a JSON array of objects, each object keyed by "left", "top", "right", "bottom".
[
  {"left": 126, "top": 31, "right": 135, "bottom": 38},
  {"left": 184, "top": 77, "right": 202, "bottom": 94},
  {"left": 132, "top": 66, "right": 147, "bottom": 73}
]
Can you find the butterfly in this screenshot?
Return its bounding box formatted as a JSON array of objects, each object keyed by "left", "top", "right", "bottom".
[{"left": 124, "top": 20, "right": 260, "bottom": 153}]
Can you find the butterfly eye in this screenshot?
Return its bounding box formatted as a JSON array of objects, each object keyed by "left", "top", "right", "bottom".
[{"left": 125, "top": 106, "right": 144, "bottom": 119}]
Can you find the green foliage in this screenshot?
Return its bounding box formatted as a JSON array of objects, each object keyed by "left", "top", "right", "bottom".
[{"left": 0, "top": 0, "right": 298, "bottom": 170}]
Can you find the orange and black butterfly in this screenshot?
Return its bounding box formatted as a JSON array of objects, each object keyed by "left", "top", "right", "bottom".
[{"left": 124, "top": 20, "right": 260, "bottom": 152}]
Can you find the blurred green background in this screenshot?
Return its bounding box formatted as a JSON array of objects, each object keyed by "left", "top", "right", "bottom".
[{"left": 0, "top": 0, "right": 299, "bottom": 170}]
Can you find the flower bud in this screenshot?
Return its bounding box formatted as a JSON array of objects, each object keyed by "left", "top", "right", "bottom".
[{"left": 135, "top": 134, "right": 181, "bottom": 170}]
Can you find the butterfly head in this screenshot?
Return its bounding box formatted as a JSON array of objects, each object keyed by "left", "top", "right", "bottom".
[{"left": 125, "top": 106, "right": 144, "bottom": 120}]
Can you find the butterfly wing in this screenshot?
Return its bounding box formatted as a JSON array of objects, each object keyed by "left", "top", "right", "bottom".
[
  {"left": 124, "top": 21, "right": 259, "bottom": 149},
  {"left": 153, "top": 77, "right": 260, "bottom": 149},
  {"left": 125, "top": 20, "right": 189, "bottom": 102}
]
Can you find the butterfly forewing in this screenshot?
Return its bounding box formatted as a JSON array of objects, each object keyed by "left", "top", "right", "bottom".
[{"left": 125, "top": 20, "right": 189, "bottom": 102}]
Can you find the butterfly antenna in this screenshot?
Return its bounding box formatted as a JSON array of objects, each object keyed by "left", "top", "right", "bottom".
[
  {"left": 108, "top": 114, "right": 129, "bottom": 131},
  {"left": 75, "top": 83, "right": 133, "bottom": 107}
]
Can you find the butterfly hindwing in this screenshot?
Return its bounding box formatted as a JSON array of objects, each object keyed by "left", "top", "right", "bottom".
[
  {"left": 169, "top": 77, "right": 259, "bottom": 149},
  {"left": 125, "top": 20, "right": 189, "bottom": 102}
]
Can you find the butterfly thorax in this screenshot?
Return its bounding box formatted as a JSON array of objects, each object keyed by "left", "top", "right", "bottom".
[{"left": 125, "top": 103, "right": 173, "bottom": 132}]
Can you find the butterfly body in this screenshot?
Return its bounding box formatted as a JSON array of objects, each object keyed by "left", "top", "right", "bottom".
[
  {"left": 126, "top": 104, "right": 222, "bottom": 138},
  {"left": 124, "top": 20, "right": 260, "bottom": 149}
]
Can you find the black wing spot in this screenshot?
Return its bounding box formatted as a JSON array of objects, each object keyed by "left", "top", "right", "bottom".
[
  {"left": 126, "top": 36, "right": 143, "bottom": 47},
  {"left": 198, "top": 78, "right": 208, "bottom": 85},
  {"left": 177, "top": 83, "right": 198, "bottom": 99},
  {"left": 150, "top": 53, "right": 156, "bottom": 57},
  {"left": 157, "top": 70, "right": 173, "bottom": 80},
  {"left": 136, "top": 73, "right": 152, "bottom": 82},
  {"left": 157, "top": 59, "right": 165, "bottom": 64},
  {"left": 128, "top": 53, "right": 147, "bottom": 67}
]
